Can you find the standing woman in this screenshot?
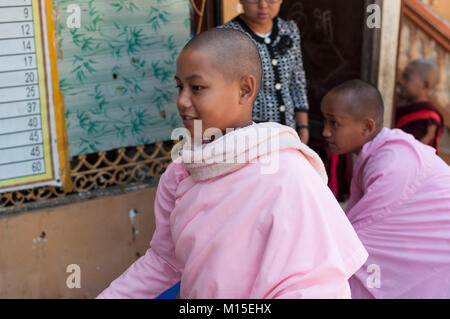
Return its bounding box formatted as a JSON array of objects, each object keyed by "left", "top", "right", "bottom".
[{"left": 219, "top": 0, "right": 310, "bottom": 144}]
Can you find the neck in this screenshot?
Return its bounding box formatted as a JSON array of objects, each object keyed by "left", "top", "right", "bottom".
[
  {"left": 239, "top": 14, "right": 273, "bottom": 34},
  {"left": 224, "top": 119, "right": 254, "bottom": 135},
  {"left": 408, "top": 99, "right": 429, "bottom": 104},
  {"left": 354, "top": 127, "right": 383, "bottom": 155},
  {"left": 408, "top": 92, "right": 430, "bottom": 104}
]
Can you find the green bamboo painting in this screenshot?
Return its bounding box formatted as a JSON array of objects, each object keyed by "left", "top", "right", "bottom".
[{"left": 53, "top": 0, "right": 190, "bottom": 155}]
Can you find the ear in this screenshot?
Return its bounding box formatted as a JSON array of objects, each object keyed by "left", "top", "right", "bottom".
[
  {"left": 239, "top": 75, "right": 257, "bottom": 105},
  {"left": 362, "top": 118, "right": 377, "bottom": 136}
]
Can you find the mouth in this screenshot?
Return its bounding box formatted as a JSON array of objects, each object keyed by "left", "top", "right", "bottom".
[
  {"left": 180, "top": 114, "right": 199, "bottom": 126},
  {"left": 257, "top": 12, "right": 269, "bottom": 18},
  {"left": 181, "top": 115, "right": 197, "bottom": 120},
  {"left": 326, "top": 141, "right": 339, "bottom": 154}
]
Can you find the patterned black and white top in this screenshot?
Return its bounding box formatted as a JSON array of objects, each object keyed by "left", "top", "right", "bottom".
[{"left": 219, "top": 16, "right": 309, "bottom": 129}]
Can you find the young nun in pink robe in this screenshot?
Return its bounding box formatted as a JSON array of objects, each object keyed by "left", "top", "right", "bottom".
[
  {"left": 322, "top": 79, "right": 450, "bottom": 299},
  {"left": 97, "top": 29, "right": 368, "bottom": 299}
]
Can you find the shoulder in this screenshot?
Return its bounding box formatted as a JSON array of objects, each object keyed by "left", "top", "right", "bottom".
[
  {"left": 398, "top": 102, "right": 443, "bottom": 117},
  {"left": 416, "top": 101, "right": 442, "bottom": 113},
  {"left": 427, "top": 102, "right": 443, "bottom": 115},
  {"left": 218, "top": 18, "right": 254, "bottom": 41},
  {"left": 159, "top": 159, "right": 190, "bottom": 192},
  {"left": 257, "top": 149, "right": 325, "bottom": 187},
  {"left": 277, "top": 17, "right": 300, "bottom": 35},
  {"left": 363, "top": 135, "right": 422, "bottom": 180},
  {"left": 218, "top": 17, "right": 242, "bottom": 30},
  {"left": 277, "top": 18, "right": 302, "bottom": 49}
]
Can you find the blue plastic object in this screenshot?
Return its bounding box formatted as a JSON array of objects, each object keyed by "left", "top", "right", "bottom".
[{"left": 155, "top": 281, "right": 180, "bottom": 299}]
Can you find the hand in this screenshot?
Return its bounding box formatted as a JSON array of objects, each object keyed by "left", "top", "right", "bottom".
[
  {"left": 298, "top": 128, "right": 309, "bottom": 144},
  {"left": 295, "top": 112, "right": 309, "bottom": 144},
  {"left": 420, "top": 124, "right": 438, "bottom": 146}
]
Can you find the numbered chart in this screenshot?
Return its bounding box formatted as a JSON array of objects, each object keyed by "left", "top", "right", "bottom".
[{"left": 0, "top": 0, "right": 61, "bottom": 192}]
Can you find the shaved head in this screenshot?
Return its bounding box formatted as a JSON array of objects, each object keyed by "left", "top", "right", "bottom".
[
  {"left": 182, "top": 28, "right": 262, "bottom": 93},
  {"left": 407, "top": 58, "right": 440, "bottom": 88},
  {"left": 327, "top": 79, "right": 385, "bottom": 128}
]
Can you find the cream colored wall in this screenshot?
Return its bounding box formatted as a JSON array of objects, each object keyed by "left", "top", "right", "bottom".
[
  {"left": 0, "top": 188, "right": 157, "bottom": 298},
  {"left": 222, "top": 0, "right": 241, "bottom": 23},
  {"left": 421, "top": 0, "right": 450, "bottom": 21}
]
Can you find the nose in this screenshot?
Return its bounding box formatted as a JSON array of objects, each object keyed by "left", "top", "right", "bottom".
[
  {"left": 322, "top": 123, "right": 331, "bottom": 139},
  {"left": 258, "top": 0, "right": 269, "bottom": 8},
  {"left": 176, "top": 87, "right": 192, "bottom": 112}
]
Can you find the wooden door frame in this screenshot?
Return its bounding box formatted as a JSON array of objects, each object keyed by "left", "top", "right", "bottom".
[{"left": 361, "top": 0, "right": 402, "bottom": 128}]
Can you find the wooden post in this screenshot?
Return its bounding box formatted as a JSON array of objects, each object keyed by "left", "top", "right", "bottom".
[{"left": 377, "top": 0, "right": 402, "bottom": 127}]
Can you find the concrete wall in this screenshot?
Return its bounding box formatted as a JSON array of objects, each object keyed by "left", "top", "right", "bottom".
[{"left": 0, "top": 187, "right": 157, "bottom": 298}]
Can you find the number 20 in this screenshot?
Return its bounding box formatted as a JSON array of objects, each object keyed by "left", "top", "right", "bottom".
[{"left": 25, "top": 72, "right": 35, "bottom": 83}]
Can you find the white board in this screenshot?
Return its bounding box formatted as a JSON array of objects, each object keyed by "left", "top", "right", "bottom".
[{"left": 0, "top": 0, "right": 62, "bottom": 193}]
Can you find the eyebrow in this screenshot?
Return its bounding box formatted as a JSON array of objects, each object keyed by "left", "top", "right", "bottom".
[
  {"left": 323, "top": 112, "right": 337, "bottom": 118},
  {"left": 174, "top": 74, "right": 204, "bottom": 81},
  {"left": 324, "top": 113, "right": 348, "bottom": 122}
]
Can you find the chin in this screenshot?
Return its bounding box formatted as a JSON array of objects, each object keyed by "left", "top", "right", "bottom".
[
  {"left": 334, "top": 148, "right": 353, "bottom": 155},
  {"left": 328, "top": 143, "right": 342, "bottom": 155}
]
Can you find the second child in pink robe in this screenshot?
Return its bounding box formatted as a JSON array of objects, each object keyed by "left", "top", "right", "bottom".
[
  {"left": 346, "top": 128, "right": 450, "bottom": 298},
  {"left": 321, "top": 79, "right": 450, "bottom": 299}
]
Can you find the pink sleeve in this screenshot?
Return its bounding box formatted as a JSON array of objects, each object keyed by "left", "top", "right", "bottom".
[
  {"left": 97, "top": 161, "right": 188, "bottom": 299},
  {"left": 346, "top": 143, "right": 421, "bottom": 230},
  {"left": 251, "top": 152, "right": 368, "bottom": 299}
]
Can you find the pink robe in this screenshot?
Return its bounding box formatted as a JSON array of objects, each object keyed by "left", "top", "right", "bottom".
[
  {"left": 97, "top": 123, "right": 368, "bottom": 299},
  {"left": 347, "top": 128, "right": 450, "bottom": 299}
]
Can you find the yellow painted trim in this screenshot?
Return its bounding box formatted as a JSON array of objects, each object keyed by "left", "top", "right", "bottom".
[{"left": 45, "top": 0, "right": 73, "bottom": 192}]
